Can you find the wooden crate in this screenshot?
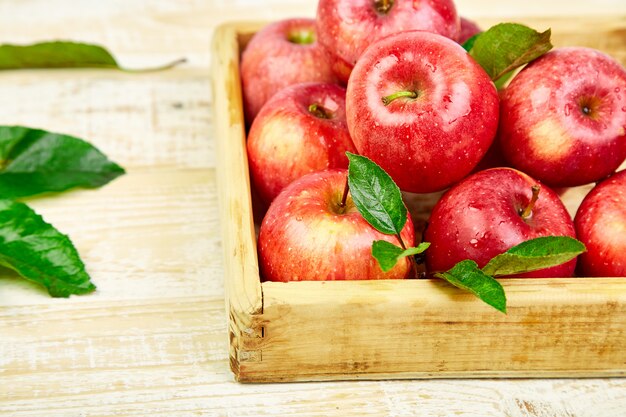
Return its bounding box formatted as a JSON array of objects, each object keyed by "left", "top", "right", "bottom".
[{"left": 211, "top": 18, "right": 626, "bottom": 383}]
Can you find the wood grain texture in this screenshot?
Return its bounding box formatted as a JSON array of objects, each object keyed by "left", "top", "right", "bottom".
[
  {"left": 249, "top": 279, "right": 626, "bottom": 382},
  {"left": 211, "top": 22, "right": 264, "bottom": 378},
  {"left": 1, "top": 0, "right": 626, "bottom": 416}
]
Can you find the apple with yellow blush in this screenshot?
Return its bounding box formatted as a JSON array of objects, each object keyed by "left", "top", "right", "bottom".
[
  {"left": 498, "top": 47, "right": 626, "bottom": 187},
  {"left": 247, "top": 82, "right": 356, "bottom": 204}
]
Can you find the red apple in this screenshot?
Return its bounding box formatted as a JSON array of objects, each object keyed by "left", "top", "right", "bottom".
[
  {"left": 424, "top": 168, "right": 577, "bottom": 277},
  {"left": 247, "top": 82, "right": 356, "bottom": 204},
  {"left": 258, "top": 169, "right": 415, "bottom": 282},
  {"left": 316, "top": 0, "right": 460, "bottom": 67},
  {"left": 575, "top": 169, "right": 626, "bottom": 277},
  {"left": 499, "top": 47, "right": 626, "bottom": 187},
  {"left": 458, "top": 17, "right": 482, "bottom": 44},
  {"left": 240, "top": 18, "right": 338, "bottom": 123},
  {"left": 346, "top": 30, "right": 499, "bottom": 193}
]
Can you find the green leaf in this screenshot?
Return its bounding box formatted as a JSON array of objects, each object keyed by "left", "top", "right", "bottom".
[
  {"left": 372, "top": 241, "right": 430, "bottom": 272},
  {"left": 493, "top": 70, "right": 516, "bottom": 90},
  {"left": 0, "top": 126, "right": 125, "bottom": 198},
  {"left": 0, "top": 199, "right": 95, "bottom": 297},
  {"left": 346, "top": 152, "right": 407, "bottom": 235},
  {"left": 0, "top": 41, "right": 185, "bottom": 72},
  {"left": 468, "top": 23, "right": 552, "bottom": 83},
  {"left": 482, "top": 236, "right": 586, "bottom": 277},
  {"left": 435, "top": 260, "right": 507, "bottom": 313},
  {"left": 462, "top": 33, "right": 480, "bottom": 52}
]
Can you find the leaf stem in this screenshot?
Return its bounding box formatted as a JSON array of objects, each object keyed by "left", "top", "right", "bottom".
[
  {"left": 308, "top": 103, "right": 332, "bottom": 119},
  {"left": 121, "top": 57, "right": 187, "bottom": 73},
  {"left": 395, "top": 232, "right": 406, "bottom": 250},
  {"left": 520, "top": 185, "right": 541, "bottom": 219},
  {"left": 382, "top": 90, "right": 418, "bottom": 106},
  {"left": 337, "top": 175, "right": 350, "bottom": 210},
  {"left": 375, "top": 0, "right": 394, "bottom": 14},
  {"left": 396, "top": 232, "right": 419, "bottom": 278},
  {"left": 414, "top": 222, "right": 429, "bottom": 265}
]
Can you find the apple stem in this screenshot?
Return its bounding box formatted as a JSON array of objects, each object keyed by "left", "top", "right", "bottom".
[
  {"left": 395, "top": 233, "right": 407, "bottom": 250},
  {"left": 338, "top": 176, "right": 349, "bottom": 208},
  {"left": 308, "top": 103, "right": 332, "bottom": 119},
  {"left": 396, "top": 232, "right": 419, "bottom": 278},
  {"left": 287, "top": 29, "right": 315, "bottom": 45},
  {"left": 381, "top": 90, "right": 418, "bottom": 106},
  {"left": 121, "top": 57, "right": 187, "bottom": 73},
  {"left": 520, "top": 185, "right": 541, "bottom": 219},
  {"left": 375, "top": 0, "right": 394, "bottom": 14}
]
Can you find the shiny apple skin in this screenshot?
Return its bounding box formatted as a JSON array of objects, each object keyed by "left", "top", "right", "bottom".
[
  {"left": 241, "top": 18, "right": 338, "bottom": 123},
  {"left": 346, "top": 31, "right": 499, "bottom": 193},
  {"left": 247, "top": 82, "right": 356, "bottom": 204},
  {"left": 425, "top": 168, "right": 577, "bottom": 277},
  {"left": 575, "top": 170, "right": 626, "bottom": 277},
  {"left": 458, "top": 17, "right": 481, "bottom": 44},
  {"left": 499, "top": 47, "right": 626, "bottom": 187},
  {"left": 259, "top": 169, "right": 415, "bottom": 282},
  {"left": 316, "top": 0, "right": 460, "bottom": 66}
]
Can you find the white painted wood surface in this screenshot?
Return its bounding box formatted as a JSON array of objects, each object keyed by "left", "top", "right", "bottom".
[{"left": 1, "top": 0, "right": 625, "bottom": 415}]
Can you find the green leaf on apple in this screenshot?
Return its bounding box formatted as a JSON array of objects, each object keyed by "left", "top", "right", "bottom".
[
  {"left": 467, "top": 23, "right": 552, "bottom": 86},
  {"left": 0, "top": 199, "right": 96, "bottom": 297},
  {"left": 436, "top": 236, "right": 586, "bottom": 313},
  {"left": 435, "top": 260, "right": 507, "bottom": 314},
  {"left": 0, "top": 41, "right": 185, "bottom": 72},
  {"left": 461, "top": 34, "right": 480, "bottom": 52},
  {"left": 372, "top": 241, "right": 430, "bottom": 272},
  {"left": 482, "top": 236, "right": 586, "bottom": 277},
  {"left": 346, "top": 152, "right": 407, "bottom": 236},
  {"left": 0, "top": 126, "right": 125, "bottom": 198}
]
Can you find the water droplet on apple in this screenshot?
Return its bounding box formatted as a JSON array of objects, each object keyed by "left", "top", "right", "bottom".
[
  {"left": 615, "top": 87, "right": 621, "bottom": 93},
  {"left": 469, "top": 238, "right": 478, "bottom": 245},
  {"left": 564, "top": 104, "right": 571, "bottom": 116},
  {"left": 295, "top": 216, "right": 303, "bottom": 221}
]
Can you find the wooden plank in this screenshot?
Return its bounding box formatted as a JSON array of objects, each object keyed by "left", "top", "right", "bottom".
[
  {"left": 2, "top": 293, "right": 625, "bottom": 415},
  {"left": 0, "top": 169, "right": 221, "bottom": 306},
  {"left": 238, "top": 279, "right": 626, "bottom": 382},
  {"left": 210, "top": 23, "right": 264, "bottom": 377},
  {"left": 0, "top": 70, "right": 214, "bottom": 170},
  {"left": 2, "top": 296, "right": 626, "bottom": 416}
]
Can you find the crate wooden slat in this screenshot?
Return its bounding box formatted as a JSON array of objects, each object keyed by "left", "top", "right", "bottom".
[{"left": 211, "top": 18, "right": 626, "bottom": 383}]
